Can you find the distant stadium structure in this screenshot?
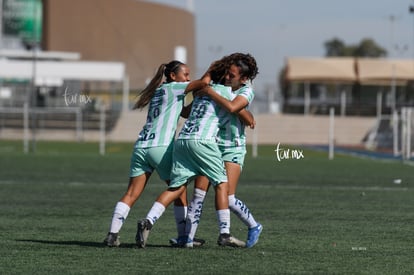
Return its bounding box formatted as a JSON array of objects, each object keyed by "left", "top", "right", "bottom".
[
  {"left": 0, "top": 0, "right": 195, "bottom": 145},
  {"left": 283, "top": 57, "right": 414, "bottom": 116},
  {"left": 41, "top": 0, "right": 195, "bottom": 90},
  {"left": 1, "top": 0, "right": 195, "bottom": 102}
]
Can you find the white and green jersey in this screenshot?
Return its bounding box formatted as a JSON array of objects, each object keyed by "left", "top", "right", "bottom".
[
  {"left": 135, "top": 82, "right": 187, "bottom": 148},
  {"left": 178, "top": 84, "right": 232, "bottom": 141},
  {"left": 217, "top": 85, "right": 255, "bottom": 147}
]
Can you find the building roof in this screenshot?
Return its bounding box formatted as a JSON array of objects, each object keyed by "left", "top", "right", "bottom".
[
  {"left": 286, "top": 57, "right": 414, "bottom": 85},
  {"left": 0, "top": 59, "right": 125, "bottom": 86},
  {"left": 286, "top": 57, "right": 357, "bottom": 83},
  {"left": 357, "top": 58, "right": 414, "bottom": 85},
  {"left": 0, "top": 49, "right": 81, "bottom": 61}
]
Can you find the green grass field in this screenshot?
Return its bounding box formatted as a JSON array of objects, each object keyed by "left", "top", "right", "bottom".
[{"left": 0, "top": 140, "right": 413, "bottom": 274}]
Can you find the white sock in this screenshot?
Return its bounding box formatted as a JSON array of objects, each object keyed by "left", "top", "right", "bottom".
[
  {"left": 174, "top": 205, "right": 187, "bottom": 237},
  {"left": 228, "top": 194, "right": 258, "bottom": 228},
  {"left": 216, "top": 209, "right": 230, "bottom": 235},
  {"left": 185, "top": 188, "right": 207, "bottom": 240},
  {"left": 146, "top": 201, "right": 166, "bottom": 225},
  {"left": 109, "top": 201, "right": 130, "bottom": 233}
]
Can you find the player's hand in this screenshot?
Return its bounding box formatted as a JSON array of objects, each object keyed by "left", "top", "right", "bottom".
[{"left": 249, "top": 119, "right": 256, "bottom": 129}]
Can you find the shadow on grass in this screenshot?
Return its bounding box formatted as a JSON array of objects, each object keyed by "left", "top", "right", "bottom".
[{"left": 16, "top": 239, "right": 172, "bottom": 249}]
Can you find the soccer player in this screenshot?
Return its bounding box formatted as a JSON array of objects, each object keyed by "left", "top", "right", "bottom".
[
  {"left": 183, "top": 53, "right": 263, "bottom": 248},
  {"left": 103, "top": 60, "right": 192, "bottom": 247},
  {"left": 135, "top": 58, "right": 253, "bottom": 248}
]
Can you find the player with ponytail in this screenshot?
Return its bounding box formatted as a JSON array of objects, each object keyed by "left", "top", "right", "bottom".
[{"left": 104, "top": 60, "right": 192, "bottom": 247}]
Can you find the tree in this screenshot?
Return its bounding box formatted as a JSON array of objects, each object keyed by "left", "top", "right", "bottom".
[
  {"left": 324, "top": 37, "right": 387, "bottom": 57},
  {"left": 324, "top": 38, "right": 346, "bottom": 56},
  {"left": 354, "top": 38, "right": 387, "bottom": 57}
]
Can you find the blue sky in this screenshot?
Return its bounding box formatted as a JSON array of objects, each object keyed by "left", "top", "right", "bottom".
[{"left": 146, "top": 0, "right": 413, "bottom": 94}]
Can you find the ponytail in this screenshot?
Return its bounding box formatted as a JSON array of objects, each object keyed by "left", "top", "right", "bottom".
[
  {"left": 133, "top": 60, "right": 185, "bottom": 110},
  {"left": 133, "top": 64, "right": 166, "bottom": 110}
]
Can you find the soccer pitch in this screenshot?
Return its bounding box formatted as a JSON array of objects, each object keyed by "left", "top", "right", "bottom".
[{"left": 0, "top": 140, "right": 413, "bottom": 274}]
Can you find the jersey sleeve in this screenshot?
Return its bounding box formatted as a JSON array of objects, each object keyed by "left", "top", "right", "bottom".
[{"left": 236, "top": 86, "right": 255, "bottom": 105}]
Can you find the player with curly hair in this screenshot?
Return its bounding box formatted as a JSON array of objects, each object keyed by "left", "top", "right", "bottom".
[
  {"left": 135, "top": 55, "right": 255, "bottom": 248},
  {"left": 181, "top": 53, "right": 263, "bottom": 248}
]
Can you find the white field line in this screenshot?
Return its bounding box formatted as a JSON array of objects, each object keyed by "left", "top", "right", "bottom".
[
  {"left": 251, "top": 184, "right": 409, "bottom": 192},
  {"left": 1, "top": 180, "right": 409, "bottom": 192}
]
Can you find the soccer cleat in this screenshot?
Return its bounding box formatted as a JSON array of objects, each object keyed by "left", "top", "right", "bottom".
[
  {"left": 178, "top": 236, "right": 194, "bottom": 248},
  {"left": 217, "top": 233, "right": 246, "bottom": 248},
  {"left": 183, "top": 239, "right": 194, "bottom": 248},
  {"left": 246, "top": 223, "right": 263, "bottom": 248},
  {"left": 169, "top": 237, "right": 206, "bottom": 248},
  {"left": 191, "top": 237, "right": 205, "bottom": 247},
  {"left": 103, "top": 232, "right": 120, "bottom": 247},
  {"left": 135, "top": 219, "right": 152, "bottom": 248}
]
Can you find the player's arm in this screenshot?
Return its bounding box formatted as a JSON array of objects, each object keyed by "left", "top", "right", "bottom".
[
  {"left": 180, "top": 101, "right": 192, "bottom": 118},
  {"left": 184, "top": 60, "right": 220, "bottom": 93},
  {"left": 202, "top": 86, "right": 248, "bottom": 113},
  {"left": 184, "top": 69, "right": 213, "bottom": 94},
  {"left": 184, "top": 78, "right": 209, "bottom": 94},
  {"left": 238, "top": 109, "right": 255, "bottom": 129}
]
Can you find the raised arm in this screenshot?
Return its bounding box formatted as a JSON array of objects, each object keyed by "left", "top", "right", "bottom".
[
  {"left": 184, "top": 78, "right": 209, "bottom": 94},
  {"left": 202, "top": 86, "right": 248, "bottom": 113},
  {"left": 184, "top": 64, "right": 215, "bottom": 94},
  {"left": 184, "top": 60, "right": 225, "bottom": 94}
]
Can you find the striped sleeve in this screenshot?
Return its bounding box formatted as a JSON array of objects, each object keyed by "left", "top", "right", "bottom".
[{"left": 135, "top": 82, "right": 187, "bottom": 147}]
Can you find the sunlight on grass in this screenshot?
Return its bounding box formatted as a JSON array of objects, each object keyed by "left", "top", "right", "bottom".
[{"left": 0, "top": 141, "right": 413, "bottom": 274}]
